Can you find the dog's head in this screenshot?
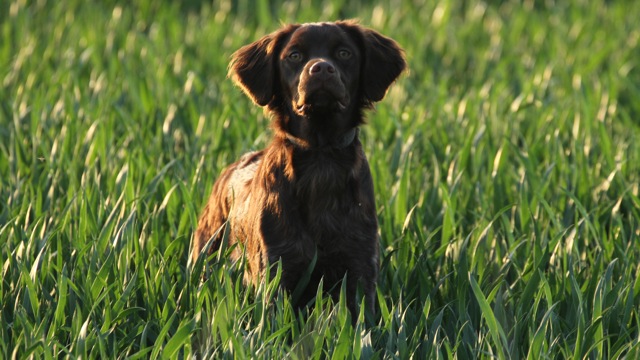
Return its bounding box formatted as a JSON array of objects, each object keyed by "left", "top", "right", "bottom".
[{"left": 228, "top": 21, "right": 406, "bottom": 137}]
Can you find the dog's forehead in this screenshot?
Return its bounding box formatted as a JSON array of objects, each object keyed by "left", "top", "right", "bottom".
[{"left": 286, "top": 23, "right": 356, "bottom": 49}]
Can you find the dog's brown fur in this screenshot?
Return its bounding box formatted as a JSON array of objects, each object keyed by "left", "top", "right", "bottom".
[{"left": 194, "top": 21, "right": 405, "bottom": 317}]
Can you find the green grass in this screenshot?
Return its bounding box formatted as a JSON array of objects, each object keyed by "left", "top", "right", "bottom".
[{"left": 2, "top": 0, "right": 640, "bottom": 358}]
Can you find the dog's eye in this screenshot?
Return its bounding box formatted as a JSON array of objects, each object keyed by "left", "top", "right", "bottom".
[
  {"left": 288, "top": 51, "right": 302, "bottom": 62},
  {"left": 337, "top": 49, "right": 352, "bottom": 60}
]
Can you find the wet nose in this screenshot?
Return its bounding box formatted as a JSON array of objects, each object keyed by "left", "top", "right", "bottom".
[{"left": 309, "top": 61, "right": 336, "bottom": 75}]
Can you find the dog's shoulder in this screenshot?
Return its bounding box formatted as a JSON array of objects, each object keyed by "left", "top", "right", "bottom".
[{"left": 227, "top": 150, "right": 263, "bottom": 188}]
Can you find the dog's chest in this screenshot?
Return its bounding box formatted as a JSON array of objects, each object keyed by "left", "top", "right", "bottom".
[
  {"left": 294, "top": 153, "right": 354, "bottom": 203},
  {"left": 292, "top": 155, "right": 366, "bottom": 246}
]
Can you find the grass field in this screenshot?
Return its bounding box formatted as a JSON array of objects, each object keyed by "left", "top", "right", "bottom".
[{"left": 2, "top": 0, "right": 640, "bottom": 358}]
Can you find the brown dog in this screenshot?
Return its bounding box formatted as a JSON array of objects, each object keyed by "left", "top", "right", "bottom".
[{"left": 194, "top": 21, "right": 406, "bottom": 318}]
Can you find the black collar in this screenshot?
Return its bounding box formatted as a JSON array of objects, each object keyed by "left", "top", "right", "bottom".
[{"left": 285, "top": 128, "right": 359, "bottom": 150}]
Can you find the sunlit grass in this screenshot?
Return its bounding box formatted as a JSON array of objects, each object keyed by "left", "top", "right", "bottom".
[{"left": 1, "top": 0, "right": 639, "bottom": 358}]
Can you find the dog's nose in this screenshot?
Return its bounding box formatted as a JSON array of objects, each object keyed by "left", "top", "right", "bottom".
[{"left": 309, "top": 61, "right": 336, "bottom": 75}]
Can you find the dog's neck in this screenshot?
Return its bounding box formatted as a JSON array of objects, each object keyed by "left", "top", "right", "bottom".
[
  {"left": 276, "top": 104, "right": 362, "bottom": 150},
  {"left": 284, "top": 127, "right": 359, "bottom": 150}
]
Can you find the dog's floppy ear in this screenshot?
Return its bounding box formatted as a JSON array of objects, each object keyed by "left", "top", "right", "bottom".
[
  {"left": 340, "top": 22, "right": 406, "bottom": 103},
  {"left": 228, "top": 25, "right": 299, "bottom": 106}
]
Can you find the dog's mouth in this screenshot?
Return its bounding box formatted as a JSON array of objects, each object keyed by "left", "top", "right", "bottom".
[
  {"left": 295, "top": 98, "right": 348, "bottom": 115},
  {"left": 294, "top": 86, "right": 349, "bottom": 116}
]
